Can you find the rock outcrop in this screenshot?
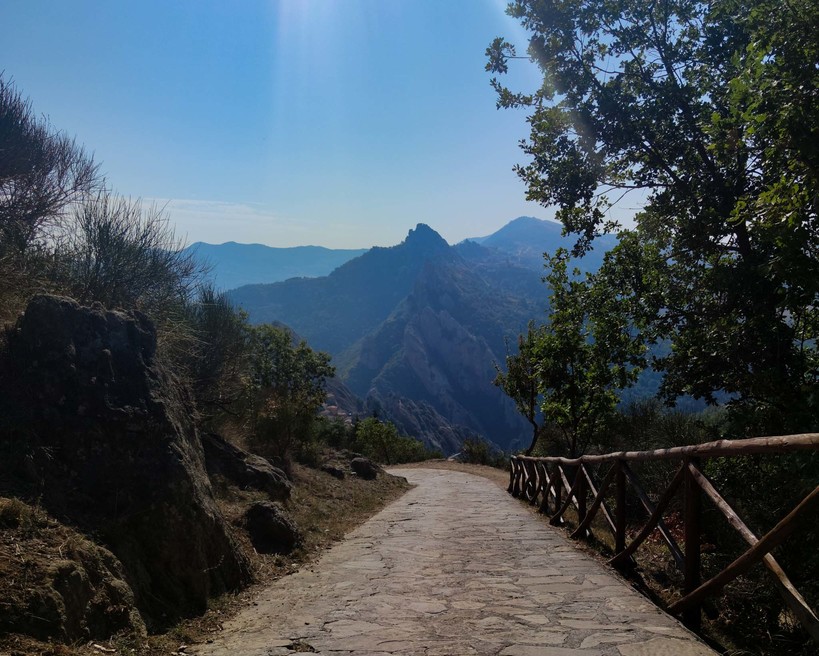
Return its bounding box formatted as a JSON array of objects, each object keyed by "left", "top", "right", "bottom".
[
  {"left": 202, "top": 432, "right": 292, "bottom": 501},
  {"left": 0, "top": 497, "right": 146, "bottom": 643},
  {"left": 243, "top": 502, "right": 301, "bottom": 554},
  {"left": 0, "top": 295, "right": 252, "bottom": 630},
  {"left": 350, "top": 457, "right": 381, "bottom": 480}
]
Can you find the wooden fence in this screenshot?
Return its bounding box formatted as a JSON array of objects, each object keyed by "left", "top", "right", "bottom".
[{"left": 508, "top": 433, "right": 819, "bottom": 641}]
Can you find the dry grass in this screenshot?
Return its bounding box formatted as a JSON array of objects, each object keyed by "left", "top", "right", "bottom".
[{"left": 0, "top": 497, "right": 143, "bottom": 656}]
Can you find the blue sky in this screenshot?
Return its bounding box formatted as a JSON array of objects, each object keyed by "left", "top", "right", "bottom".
[{"left": 1, "top": 1, "right": 618, "bottom": 248}]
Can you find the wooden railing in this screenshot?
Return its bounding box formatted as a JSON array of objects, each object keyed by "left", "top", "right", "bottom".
[{"left": 508, "top": 433, "right": 819, "bottom": 641}]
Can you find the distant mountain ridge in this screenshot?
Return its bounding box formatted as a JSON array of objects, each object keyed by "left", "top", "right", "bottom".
[
  {"left": 230, "top": 224, "right": 453, "bottom": 355},
  {"left": 229, "top": 217, "right": 619, "bottom": 453},
  {"left": 185, "top": 242, "right": 367, "bottom": 290},
  {"left": 464, "top": 216, "right": 618, "bottom": 272}
]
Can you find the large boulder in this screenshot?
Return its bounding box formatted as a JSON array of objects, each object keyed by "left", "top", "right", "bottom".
[
  {"left": 243, "top": 502, "right": 301, "bottom": 554},
  {"left": 201, "top": 432, "right": 291, "bottom": 501},
  {"left": 350, "top": 457, "right": 381, "bottom": 480},
  {"left": 0, "top": 295, "right": 252, "bottom": 630}
]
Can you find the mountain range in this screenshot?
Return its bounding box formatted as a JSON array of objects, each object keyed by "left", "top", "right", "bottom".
[
  {"left": 184, "top": 242, "right": 368, "bottom": 290},
  {"left": 226, "top": 217, "right": 613, "bottom": 454}
]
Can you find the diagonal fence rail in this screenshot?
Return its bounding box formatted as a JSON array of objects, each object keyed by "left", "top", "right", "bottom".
[{"left": 508, "top": 433, "right": 819, "bottom": 642}]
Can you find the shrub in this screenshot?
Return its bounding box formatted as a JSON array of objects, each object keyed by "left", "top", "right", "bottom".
[
  {"left": 183, "top": 286, "right": 250, "bottom": 423},
  {"left": 460, "top": 438, "right": 506, "bottom": 468},
  {"left": 246, "top": 324, "right": 334, "bottom": 462},
  {"left": 352, "top": 417, "right": 439, "bottom": 464},
  {"left": 312, "top": 417, "right": 354, "bottom": 449}
]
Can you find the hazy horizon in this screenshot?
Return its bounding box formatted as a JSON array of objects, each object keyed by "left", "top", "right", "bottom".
[{"left": 0, "top": 2, "right": 643, "bottom": 249}]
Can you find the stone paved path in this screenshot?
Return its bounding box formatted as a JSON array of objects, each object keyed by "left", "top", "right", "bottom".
[{"left": 194, "top": 468, "right": 716, "bottom": 656}]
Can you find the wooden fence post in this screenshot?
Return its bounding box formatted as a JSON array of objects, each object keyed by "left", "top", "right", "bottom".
[
  {"left": 615, "top": 460, "right": 626, "bottom": 555},
  {"left": 576, "top": 466, "right": 587, "bottom": 531},
  {"left": 553, "top": 465, "right": 563, "bottom": 524},
  {"left": 683, "top": 457, "right": 702, "bottom": 630},
  {"left": 538, "top": 463, "right": 551, "bottom": 515}
]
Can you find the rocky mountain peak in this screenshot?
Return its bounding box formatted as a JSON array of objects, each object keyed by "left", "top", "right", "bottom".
[{"left": 403, "top": 223, "right": 450, "bottom": 253}]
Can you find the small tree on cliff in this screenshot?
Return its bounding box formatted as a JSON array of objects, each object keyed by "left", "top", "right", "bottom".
[
  {"left": 494, "top": 322, "right": 544, "bottom": 455},
  {"left": 498, "top": 250, "right": 644, "bottom": 457},
  {"left": 247, "top": 324, "right": 334, "bottom": 460}
]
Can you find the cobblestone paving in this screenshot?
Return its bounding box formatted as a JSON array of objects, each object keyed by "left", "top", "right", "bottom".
[{"left": 194, "top": 468, "right": 716, "bottom": 656}]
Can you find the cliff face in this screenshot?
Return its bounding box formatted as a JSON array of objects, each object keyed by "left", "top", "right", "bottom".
[
  {"left": 232, "top": 225, "right": 545, "bottom": 453},
  {"left": 0, "top": 295, "right": 251, "bottom": 630},
  {"left": 346, "top": 259, "right": 534, "bottom": 453}
]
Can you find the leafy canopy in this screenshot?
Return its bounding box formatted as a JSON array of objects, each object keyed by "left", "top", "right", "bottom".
[
  {"left": 489, "top": 0, "right": 819, "bottom": 433},
  {"left": 498, "top": 250, "right": 645, "bottom": 457},
  {"left": 247, "top": 324, "right": 335, "bottom": 458}
]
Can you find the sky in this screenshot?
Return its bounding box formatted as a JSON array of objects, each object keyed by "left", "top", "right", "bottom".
[{"left": 1, "top": 1, "right": 633, "bottom": 248}]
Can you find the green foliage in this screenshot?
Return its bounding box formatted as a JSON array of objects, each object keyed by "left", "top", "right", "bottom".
[
  {"left": 246, "top": 324, "right": 335, "bottom": 461},
  {"left": 538, "top": 250, "right": 645, "bottom": 456},
  {"left": 459, "top": 438, "right": 507, "bottom": 468},
  {"left": 490, "top": 0, "right": 819, "bottom": 434},
  {"left": 183, "top": 286, "right": 251, "bottom": 422},
  {"left": 498, "top": 249, "right": 645, "bottom": 457},
  {"left": 610, "top": 399, "right": 723, "bottom": 453},
  {"left": 494, "top": 322, "right": 542, "bottom": 455},
  {"left": 312, "top": 417, "right": 355, "bottom": 450},
  {"left": 701, "top": 450, "right": 819, "bottom": 651},
  {"left": 352, "top": 417, "right": 440, "bottom": 464}
]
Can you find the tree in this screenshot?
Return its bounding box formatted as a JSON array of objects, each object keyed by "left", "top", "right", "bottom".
[
  {"left": 494, "top": 322, "right": 544, "bottom": 455},
  {"left": 58, "top": 191, "right": 203, "bottom": 318},
  {"left": 489, "top": 0, "right": 819, "bottom": 433},
  {"left": 352, "top": 417, "right": 436, "bottom": 464},
  {"left": 184, "top": 285, "right": 251, "bottom": 421},
  {"left": 247, "top": 324, "right": 335, "bottom": 460},
  {"left": 0, "top": 76, "right": 100, "bottom": 251},
  {"left": 533, "top": 250, "right": 644, "bottom": 456},
  {"left": 0, "top": 76, "right": 101, "bottom": 322}
]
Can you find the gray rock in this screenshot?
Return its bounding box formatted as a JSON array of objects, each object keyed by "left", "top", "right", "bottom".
[
  {"left": 321, "top": 464, "right": 346, "bottom": 480},
  {"left": 244, "top": 502, "right": 301, "bottom": 554},
  {"left": 0, "top": 295, "right": 252, "bottom": 630},
  {"left": 351, "top": 457, "right": 380, "bottom": 480},
  {"left": 202, "top": 432, "right": 292, "bottom": 501}
]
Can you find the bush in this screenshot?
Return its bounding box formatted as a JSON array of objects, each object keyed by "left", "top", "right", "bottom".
[
  {"left": 312, "top": 417, "right": 354, "bottom": 449},
  {"left": 460, "top": 438, "right": 506, "bottom": 468},
  {"left": 183, "top": 286, "right": 250, "bottom": 423},
  {"left": 56, "top": 192, "right": 203, "bottom": 315},
  {"left": 0, "top": 76, "right": 101, "bottom": 325},
  {"left": 246, "top": 324, "right": 334, "bottom": 463},
  {"left": 352, "top": 417, "right": 440, "bottom": 464}
]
